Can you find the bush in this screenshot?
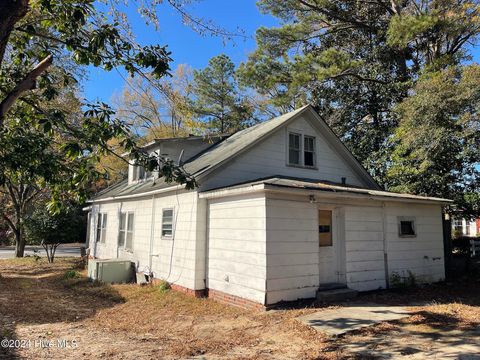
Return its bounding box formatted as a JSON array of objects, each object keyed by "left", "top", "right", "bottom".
[
  {"left": 64, "top": 270, "right": 80, "bottom": 279},
  {"left": 24, "top": 204, "right": 86, "bottom": 263},
  {"left": 452, "top": 236, "right": 479, "bottom": 256},
  {"left": 390, "top": 270, "right": 417, "bottom": 289},
  {"left": 157, "top": 281, "right": 171, "bottom": 293}
]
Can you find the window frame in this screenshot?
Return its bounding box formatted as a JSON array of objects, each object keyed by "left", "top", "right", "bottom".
[
  {"left": 287, "top": 131, "right": 317, "bottom": 169},
  {"left": 318, "top": 209, "right": 333, "bottom": 247},
  {"left": 118, "top": 211, "right": 135, "bottom": 251},
  {"left": 161, "top": 208, "right": 174, "bottom": 239},
  {"left": 397, "top": 216, "right": 417, "bottom": 238},
  {"left": 96, "top": 213, "right": 107, "bottom": 244},
  {"left": 303, "top": 135, "right": 316, "bottom": 168},
  {"left": 288, "top": 132, "right": 301, "bottom": 166}
]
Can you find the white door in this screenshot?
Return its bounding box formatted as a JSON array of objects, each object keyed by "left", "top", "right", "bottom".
[{"left": 318, "top": 207, "right": 346, "bottom": 285}]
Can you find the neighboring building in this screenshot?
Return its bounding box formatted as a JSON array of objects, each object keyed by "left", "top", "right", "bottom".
[
  {"left": 86, "top": 105, "right": 451, "bottom": 309},
  {"left": 452, "top": 217, "right": 480, "bottom": 237}
]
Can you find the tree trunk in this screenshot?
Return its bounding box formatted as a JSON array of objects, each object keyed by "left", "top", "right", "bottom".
[
  {"left": 0, "top": 0, "right": 29, "bottom": 67},
  {"left": 14, "top": 230, "right": 25, "bottom": 257}
]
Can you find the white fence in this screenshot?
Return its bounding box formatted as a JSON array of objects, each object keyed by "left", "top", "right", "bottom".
[{"left": 471, "top": 239, "right": 480, "bottom": 257}]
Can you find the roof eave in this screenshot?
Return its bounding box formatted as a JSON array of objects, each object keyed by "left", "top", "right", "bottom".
[
  {"left": 199, "top": 182, "right": 452, "bottom": 205},
  {"left": 89, "top": 183, "right": 187, "bottom": 203}
]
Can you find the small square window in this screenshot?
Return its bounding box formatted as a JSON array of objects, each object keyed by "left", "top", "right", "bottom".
[
  {"left": 162, "top": 209, "right": 174, "bottom": 237},
  {"left": 398, "top": 217, "right": 416, "bottom": 237}
]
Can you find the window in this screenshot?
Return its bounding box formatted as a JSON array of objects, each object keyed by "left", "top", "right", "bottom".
[
  {"left": 288, "top": 133, "right": 301, "bottom": 165},
  {"left": 118, "top": 212, "right": 134, "bottom": 251},
  {"left": 162, "top": 209, "right": 174, "bottom": 237},
  {"left": 318, "top": 210, "right": 333, "bottom": 247},
  {"left": 398, "top": 217, "right": 416, "bottom": 237},
  {"left": 96, "top": 213, "right": 107, "bottom": 243},
  {"left": 465, "top": 220, "right": 470, "bottom": 236},
  {"left": 288, "top": 132, "right": 316, "bottom": 168},
  {"left": 133, "top": 165, "right": 146, "bottom": 181},
  {"left": 453, "top": 219, "right": 463, "bottom": 230},
  {"left": 304, "top": 135, "right": 316, "bottom": 167}
]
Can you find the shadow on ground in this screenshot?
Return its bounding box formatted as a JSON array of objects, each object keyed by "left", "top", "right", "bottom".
[
  {"left": 339, "top": 308, "right": 480, "bottom": 359},
  {"left": 0, "top": 258, "right": 124, "bottom": 359}
]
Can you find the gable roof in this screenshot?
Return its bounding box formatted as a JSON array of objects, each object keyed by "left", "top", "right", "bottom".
[
  {"left": 182, "top": 104, "right": 379, "bottom": 189},
  {"left": 92, "top": 105, "right": 380, "bottom": 202}
]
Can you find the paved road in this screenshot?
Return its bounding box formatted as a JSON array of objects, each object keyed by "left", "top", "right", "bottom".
[{"left": 0, "top": 245, "right": 82, "bottom": 259}]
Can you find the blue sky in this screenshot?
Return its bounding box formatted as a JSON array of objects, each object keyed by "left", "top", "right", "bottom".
[
  {"left": 83, "top": 1, "right": 480, "bottom": 103},
  {"left": 83, "top": 0, "right": 278, "bottom": 103}
]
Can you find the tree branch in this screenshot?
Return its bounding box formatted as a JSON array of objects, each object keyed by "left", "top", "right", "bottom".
[
  {"left": 0, "top": 54, "right": 53, "bottom": 123},
  {"left": 1, "top": 213, "right": 16, "bottom": 233}
]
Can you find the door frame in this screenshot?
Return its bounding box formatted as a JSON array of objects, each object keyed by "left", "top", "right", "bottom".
[{"left": 317, "top": 205, "right": 346, "bottom": 284}]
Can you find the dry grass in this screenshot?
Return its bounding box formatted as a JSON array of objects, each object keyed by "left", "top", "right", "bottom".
[{"left": 1, "top": 258, "right": 479, "bottom": 359}]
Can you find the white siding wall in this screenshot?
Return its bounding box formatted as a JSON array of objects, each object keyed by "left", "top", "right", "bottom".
[
  {"left": 200, "top": 116, "right": 366, "bottom": 191},
  {"left": 344, "top": 204, "right": 387, "bottom": 291},
  {"left": 261, "top": 194, "right": 446, "bottom": 304},
  {"left": 207, "top": 193, "right": 267, "bottom": 304},
  {"left": 385, "top": 203, "right": 445, "bottom": 283},
  {"left": 265, "top": 196, "right": 319, "bottom": 305},
  {"left": 88, "top": 190, "right": 205, "bottom": 290}
]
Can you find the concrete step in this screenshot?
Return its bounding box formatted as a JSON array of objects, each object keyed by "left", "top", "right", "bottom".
[
  {"left": 318, "top": 282, "right": 347, "bottom": 291},
  {"left": 316, "top": 287, "right": 358, "bottom": 303}
]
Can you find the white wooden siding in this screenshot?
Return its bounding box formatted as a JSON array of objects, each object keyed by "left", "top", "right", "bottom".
[
  {"left": 200, "top": 115, "right": 367, "bottom": 191},
  {"left": 385, "top": 203, "right": 445, "bottom": 283},
  {"left": 88, "top": 190, "right": 205, "bottom": 290},
  {"left": 207, "top": 194, "right": 267, "bottom": 304},
  {"left": 265, "top": 197, "right": 319, "bottom": 305},
  {"left": 261, "top": 193, "right": 445, "bottom": 302}
]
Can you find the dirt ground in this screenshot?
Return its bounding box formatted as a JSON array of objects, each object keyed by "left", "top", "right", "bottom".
[{"left": 0, "top": 258, "right": 479, "bottom": 360}]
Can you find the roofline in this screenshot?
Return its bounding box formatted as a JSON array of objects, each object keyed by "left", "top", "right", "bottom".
[
  {"left": 193, "top": 105, "right": 313, "bottom": 180},
  {"left": 121, "top": 134, "right": 228, "bottom": 157},
  {"left": 88, "top": 183, "right": 187, "bottom": 203},
  {"left": 193, "top": 105, "right": 381, "bottom": 190},
  {"left": 199, "top": 182, "right": 452, "bottom": 205},
  {"left": 306, "top": 106, "right": 381, "bottom": 190}
]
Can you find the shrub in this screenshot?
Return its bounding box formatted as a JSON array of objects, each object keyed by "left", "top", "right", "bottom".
[
  {"left": 157, "top": 281, "right": 171, "bottom": 293},
  {"left": 452, "top": 236, "right": 479, "bottom": 256},
  {"left": 390, "top": 270, "right": 417, "bottom": 289},
  {"left": 64, "top": 270, "right": 80, "bottom": 279},
  {"left": 24, "top": 204, "right": 86, "bottom": 263}
]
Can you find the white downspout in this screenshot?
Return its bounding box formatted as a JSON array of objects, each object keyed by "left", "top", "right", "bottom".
[
  {"left": 148, "top": 194, "right": 156, "bottom": 274},
  {"left": 204, "top": 199, "right": 210, "bottom": 290},
  {"left": 381, "top": 201, "right": 389, "bottom": 288}
]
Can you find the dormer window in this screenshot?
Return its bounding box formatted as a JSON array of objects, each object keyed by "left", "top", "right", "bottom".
[
  {"left": 132, "top": 165, "right": 151, "bottom": 182},
  {"left": 288, "top": 132, "right": 316, "bottom": 168},
  {"left": 136, "top": 166, "right": 145, "bottom": 180}
]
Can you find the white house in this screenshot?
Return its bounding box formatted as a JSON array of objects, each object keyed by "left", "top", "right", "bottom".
[
  {"left": 86, "top": 105, "right": 451, "bottom": 309},
  {"left": 452, "top": 217, "right": 479, "bottom": 237}
]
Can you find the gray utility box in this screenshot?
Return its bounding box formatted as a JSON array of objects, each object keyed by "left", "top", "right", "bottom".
[{"left": 88, "top": 259, "right": 133, "bottom": 284}]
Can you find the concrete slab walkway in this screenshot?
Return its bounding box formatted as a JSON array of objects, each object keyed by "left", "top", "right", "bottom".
[{"left": 297, "top": 303, "right": 410, "bottom": 336}]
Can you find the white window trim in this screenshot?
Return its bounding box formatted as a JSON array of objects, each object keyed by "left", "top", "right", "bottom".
[
  {"left": 287, "top": 132, "right": 302, "bottom": 166},
  {"left": 303, "top": 135, "right": 317, "bottom": 168},
  {"left": 398, "top": 216, "right": 417, "bottom": 238},
  {"left": 96, "top": 213, "right": 107, "bottom": 244},
  {"left": 130, "top": 162, "right": 157, "bottom": 184},
  {"left": 286, "top": 130, "right": 317, "bottom": 169},
  {"left": 118, "top": 211, "right": 135, "bottom": 252},
  {"left": 161, "top": 208, "right": 175, "bottom": 239}
]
